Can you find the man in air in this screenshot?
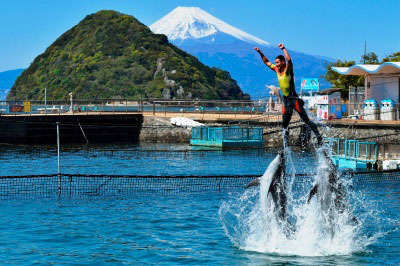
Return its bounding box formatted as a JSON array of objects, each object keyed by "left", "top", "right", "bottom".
[{"left": 255, "top": 43, "right": 322, "bottom": 146}]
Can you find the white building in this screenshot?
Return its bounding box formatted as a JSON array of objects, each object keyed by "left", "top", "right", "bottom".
[
  {"left": 300, "top": 91, "right": 319, "bottom": 110},
  {"left": 333, "top": 62, "right": 400, "bottom": 103},
  {"left": 314, "top": 88, "right": 342, "bottom": 120}
]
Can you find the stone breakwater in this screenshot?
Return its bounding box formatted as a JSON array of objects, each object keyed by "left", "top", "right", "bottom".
[
  {"left": 264, "top": 123, "right": 400, "bottom": 147},
  {"left": 140, "top": 117, "right": 191, "bottom": 143},
  {"left": 140, "top": 117, "right": 400, "bottom": 146}
]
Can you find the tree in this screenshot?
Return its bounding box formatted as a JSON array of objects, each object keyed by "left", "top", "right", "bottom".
[
  {"left": 361, "top": 52, "right": 379, "bottom": 64},
  {"left": 324, "top": 60, "right": 364, "bottom": 99},
  {"left": 382, "top": 51, "right": 400, "bottom": 62}
]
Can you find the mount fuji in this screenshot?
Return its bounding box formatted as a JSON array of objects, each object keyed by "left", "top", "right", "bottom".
[
  {"left": 150, "top": 7, "right": 332, "bottom": 98},
  {"left": 150, "top": 6, "right": 269, "bottom": 46}
]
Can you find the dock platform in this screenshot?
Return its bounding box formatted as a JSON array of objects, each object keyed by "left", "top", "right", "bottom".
[{"left": 190, "top": 126, "right": 264, "bottom": 149}]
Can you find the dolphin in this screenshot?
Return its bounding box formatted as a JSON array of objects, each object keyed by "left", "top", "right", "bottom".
[
  {"left": 307, "top": 150, "right": 346, "bottom": 211},
  {"left": 246, "top": 149, "right": 287, "bottom": 221},
  {"left": 307, "top": 150, "right": 357, "bottom": 233}
]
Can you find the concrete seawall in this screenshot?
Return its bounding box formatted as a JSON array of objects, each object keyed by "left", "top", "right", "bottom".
[
  {"left": 260, "top": 122, "right": 400, "bottom": 147},
  {"left": 139, "top": 117, "right": 400, "bottom": 147}
]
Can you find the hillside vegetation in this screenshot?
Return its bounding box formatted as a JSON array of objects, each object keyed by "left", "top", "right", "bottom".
[{"left": 8, "top": 10, "right": 248, "bottom": 100}]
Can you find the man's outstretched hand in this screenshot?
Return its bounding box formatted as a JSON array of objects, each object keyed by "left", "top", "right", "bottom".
[
  {"left": 254, "top": 47, "right": 261, "bottom": 53},
  {"left": 278, "top": 43, "right": 285, "bottom": 50}
]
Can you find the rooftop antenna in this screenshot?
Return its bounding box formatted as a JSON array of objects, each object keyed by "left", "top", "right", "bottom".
[{"left": 363, "top": 40, "right": 367, "bottom": 64}]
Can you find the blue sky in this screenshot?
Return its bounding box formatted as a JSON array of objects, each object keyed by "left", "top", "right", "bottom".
[{"left": 1, "top": 0, "right": 399, "bottom": 72}]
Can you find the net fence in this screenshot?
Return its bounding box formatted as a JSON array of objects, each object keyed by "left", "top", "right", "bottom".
[
  {"left": 0, "top": 171, "right": 399, "bottom": 199},
  {"left": 0, "top": 174, "right": 257, "bottom": 199}
]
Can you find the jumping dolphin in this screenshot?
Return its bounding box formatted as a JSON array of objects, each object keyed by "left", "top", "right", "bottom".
[
  {"left": 307, "top": 149, "right": 357, "bottom": 234},
  {"left": 246, "top": 150, "right": 287, "bottom": 221},
  {"left": 307, "top": 150, "right": 346, "bottom": 211}
]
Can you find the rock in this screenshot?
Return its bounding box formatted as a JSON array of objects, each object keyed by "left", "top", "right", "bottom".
[
  {"left": 163, "top": 76, "right": 176, "bottom": 87},
  {"left": 177, "top": 86, "right": 184, "bottom": 97},
  {"left": 162, "top": 88, "right": 171, "bottom": 99},
  {"left": 154, "top": 57, "right": 165, "bottom": 78}
]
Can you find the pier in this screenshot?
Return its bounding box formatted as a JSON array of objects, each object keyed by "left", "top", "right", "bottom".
[{"left": 2, "top": 99, "right": 400, "bottom": 145}]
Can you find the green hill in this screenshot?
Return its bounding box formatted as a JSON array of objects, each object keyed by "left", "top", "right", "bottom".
[{"left": 8, "top": 10, "right": 249, "bottom": 101}]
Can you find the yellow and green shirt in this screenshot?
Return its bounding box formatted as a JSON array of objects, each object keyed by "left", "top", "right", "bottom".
[{"left": 269, "top": 63, "right": 295, "bottom": 97}]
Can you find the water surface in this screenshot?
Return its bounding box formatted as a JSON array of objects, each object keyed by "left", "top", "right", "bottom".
[{"left": 0, "top": 144, "right": 398, "bottom": 264}]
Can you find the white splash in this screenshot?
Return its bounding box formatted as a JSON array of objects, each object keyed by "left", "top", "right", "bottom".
[
  {"left": 219, "top": 147, "right": 381, "bottom": 257},
  {"left": 150, "top": 6, "right": 270, "bottom": 46}
]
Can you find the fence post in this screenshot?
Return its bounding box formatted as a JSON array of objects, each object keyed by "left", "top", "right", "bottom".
[
  {"left": 45, "top": 87, "right": 47, "bottom": 115},
  {"left": 57, "top": 122, "right": 61, "bottom": 194},
  {"left": 234, "top": 101, "right": 237, "bottom": 118}
]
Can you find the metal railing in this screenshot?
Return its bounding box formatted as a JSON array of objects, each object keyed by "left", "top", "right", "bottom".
[
  {"left": 191, "top": 127, "right": 263, "bottom": 141},
  {"left": 2, "top": 98, "right": 400, "bottom": 122},
  {"left": 0, "top": 98, "right": 278, "bottom": 116},
  {"left": 309, "top": 103, "right": 400, "bottom": 121}
]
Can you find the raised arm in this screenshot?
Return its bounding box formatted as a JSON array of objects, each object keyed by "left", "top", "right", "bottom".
[
  {"left": 278, "top": 43, "right": 292, "bottom": 66},
  {"left": 254, "top": 47, "right": 273, "bottom": 69}
]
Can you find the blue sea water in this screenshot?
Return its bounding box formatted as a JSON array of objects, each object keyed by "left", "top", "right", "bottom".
[
  {"left": 0, "top": 143, "right": 316, "bottom": 176},
  {"left": 0, "top": 144, "right": 399, "bottom": 264}
]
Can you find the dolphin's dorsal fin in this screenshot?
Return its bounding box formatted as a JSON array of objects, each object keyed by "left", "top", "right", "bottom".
[
  {"left": 307, "top": 184, "right": 319, "bottom": 203},
  {"left": 244, "top": 178, "right": 260, "bottom": 189}
]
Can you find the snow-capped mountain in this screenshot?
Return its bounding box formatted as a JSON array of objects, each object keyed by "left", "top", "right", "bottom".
[
  {"left": 150, "top": 7, "right": 332, "bottom": 98},
  {"left": 150, "top": 6, "right": 269, "bottom": 46}
]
